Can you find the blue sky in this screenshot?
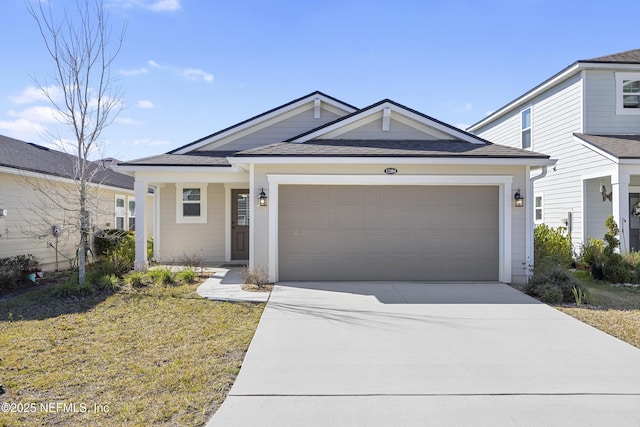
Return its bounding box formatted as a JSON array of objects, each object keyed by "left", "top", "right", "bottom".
[{"left": 0, "top": 0, "right": 637, "bottom": 161}]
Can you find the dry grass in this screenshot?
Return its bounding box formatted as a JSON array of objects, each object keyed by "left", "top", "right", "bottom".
[
  {"left": 556, "top": 270, "right": 640, "bottom": 350},
  {"left": 0, "top": 282, "right": 264, "bottom": 426},
  {"left": 557, "top": 307, "right": 640, "bottom": 349}
]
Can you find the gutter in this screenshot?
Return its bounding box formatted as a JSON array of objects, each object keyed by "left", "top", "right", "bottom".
[{"left": 527, "top": 166, "right": 548, "bottom": 281}]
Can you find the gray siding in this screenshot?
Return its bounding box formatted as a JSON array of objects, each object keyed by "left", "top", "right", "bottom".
[
  {"left": 585, "top": 70, "right": 640, "bottom": 134},
  {"left": 197, "top": 108, "right": 343, "bottom": 152},
  {"left": 476, "top": 74, "right": 616, "bottom": 249},
  {"left": 325, "top": 117, "right": 449, "bottom": 140}
]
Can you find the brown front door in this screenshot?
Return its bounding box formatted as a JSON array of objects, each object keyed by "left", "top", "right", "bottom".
[{"left": 231, "top": 189, "right": 250, "bottom": 259}]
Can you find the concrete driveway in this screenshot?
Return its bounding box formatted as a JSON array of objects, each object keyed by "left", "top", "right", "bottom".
[{"left": 209, "top": 282, "right": 640, "bottom": 427}]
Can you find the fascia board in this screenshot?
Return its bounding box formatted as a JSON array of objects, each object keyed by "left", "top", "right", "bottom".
[
  {"left": 113, "top": 165, "right": 240, "bottom": 173},
  {"left": 229, "top": 156, "right": 556, "bottom": 166},
  {"left": 573, "top": 135, "right": 619, "bottom": 163},
  {"left": 173, "top": 94, "right": 357, "bottom": 154}
]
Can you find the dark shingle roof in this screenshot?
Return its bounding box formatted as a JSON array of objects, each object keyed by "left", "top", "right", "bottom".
[
  {"left": 583, "top": 49, "right": 640, "bottom": 64},
  {"left": 234, "top": 139, "right": 549, "bottom": 158},
  {"left": 118, "top": 151, "right": 235, "bottom": 167},
  {"left": 574, "top": 133, "right": 640, "bottom": 158},
  {"left": 0, "top": 134, "right": 134, "bottom": 190}
]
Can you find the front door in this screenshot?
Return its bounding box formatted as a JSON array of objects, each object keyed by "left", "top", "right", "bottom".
[{"left": 231, "top": 189, "right": 250, "bottom": 259}]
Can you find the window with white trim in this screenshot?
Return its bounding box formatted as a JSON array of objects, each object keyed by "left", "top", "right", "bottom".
[
  {"left": 521, "top": 107, "right": 532, "bottom": 149},
  {"left": 128, "top": 198, "right": 136, "bottom": 230},
  {"left": 534, "top": 193, "right": 543, "bottom": 224},
  {"left": 176, "top": 184, "right": 208, "bottom": 223},
  {"left": 616, "top": 72, "right": 640, "bottom": 114},
  {"left": 115, "top": 195, "right": 126, "bottom": 230}
]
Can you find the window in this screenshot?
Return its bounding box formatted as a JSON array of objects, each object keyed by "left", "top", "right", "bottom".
[
  {"left": 176, "top": 184, "right": 208, "bottom": 223},
  {"left": 534, "top": 193, "right": 543, "bottom": 224},
  {"left": 521, "top": 108, "right": 532, "bottom": 149},
  {"left": 115, "top": 196, "right": 126, "bottom": 230},
  {"left": 616, "top": 72, "right": 640, "bottom": 115},
  {"left": 128, "top": 198, "right": 136, "bottom": 231}
]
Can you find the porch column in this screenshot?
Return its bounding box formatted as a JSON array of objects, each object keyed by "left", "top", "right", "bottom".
[
  {"left": 134, "top": 179, "right": 149, "bottom": 271},
  {"left": 612, "top": 172, "right": 630, "bottom": 253}
]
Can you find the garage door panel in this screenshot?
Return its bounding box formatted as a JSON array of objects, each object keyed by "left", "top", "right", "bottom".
[{"left": 278, "top": 185, "right": 499, "bottom": 281}]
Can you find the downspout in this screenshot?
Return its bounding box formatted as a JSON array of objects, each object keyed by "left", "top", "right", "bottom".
[{"left": 527, "top": 166, "right": 548, "bottom": 282}]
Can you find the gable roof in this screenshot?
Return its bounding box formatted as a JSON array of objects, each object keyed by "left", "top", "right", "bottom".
[
  {"left": 168, "top": 91, "right": 358, "bottom": 154},
  {"left": 287, "top": 99, "right": 491, "bottom": 144},
  {"left": 574, "top": 133, "right": 640, "bottom": 159},
  {"left": 0, "top": 134, "right": 134, "bottom": 190},
  {"left": 583, "top": 49, "right": 640, "bottom": 64},
  {"left": 467, "top": 49, "right": 640, "bottom": 132},
  {"left": 117, "top": 151, "right": 235, "bottom": 167},
  {"left": 234, "top": 139, "right": 549, "bottom": 159}
]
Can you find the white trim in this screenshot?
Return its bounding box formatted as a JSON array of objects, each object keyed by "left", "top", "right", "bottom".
[
  {"left": 171, "top": 94, "right": 357, "bottom": 153},
  {"left": 290, "top": 101, "right": 487, "bottom": 145},
  {"left": 574, "top": 135, "right": 620, "bottom": 163},
  {"left": 266, "top": 174, "right": 514, "bottom": 283},
  {"left": 113, "top": 165, "right": 244, "bottom": 174},
  {"left": 229, "top": 156, "right": 555, "bottom": 167},
  {"left": 469, "top": 62, "right": 640, "bottom": 132},
  {"left": 153, "top": 186, "right": 160, "bottom": 259},
  {"left": 534, "top": 192, "right": 544, "bottom": 224},
  {"left": 176, "top": 183, "right": 208, "bottom": 224},
  {"left": 248, "top": 164, "right": 256, "bottom": 268},
  {"left": 615, "top": 72, "right": 640, "bottom": 115}
]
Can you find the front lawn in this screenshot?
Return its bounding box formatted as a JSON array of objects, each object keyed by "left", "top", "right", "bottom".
[
  {"left": 557, "top": 270, "right": 640, "bottom": 349},
  {"left": 0, "top": 281, "right": 264, "bottom": 426}
]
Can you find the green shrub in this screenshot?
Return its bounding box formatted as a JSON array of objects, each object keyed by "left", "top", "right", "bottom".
[
  {"left": 525, "top": 267, "right": 587, "bottom": 304},
  {"left": 603, "top": 254, "right": 632, "bottom": 284},
  {"left": 50, "top": 280, "right": 94, "bottom": 298},
  {"left": 534, "top": 224, "right": 572, "bottom": 269},
  {"left": 581, "top": 238, "right": 605, "bottom": 267},
  {"left": 123, "top": 271, "right": 149, "bottom": 288},
  {"left": 175, "top": 268, "right": 197, "bottom": 284},
  {"left": 0, "top": 254, "right": 41, "bottom": 293},
  {"left": 148, "top": 267, "right": 174, "bottom": 285},
  {"left": 95, "top": 274, "right": 121, "bottom": 292}
]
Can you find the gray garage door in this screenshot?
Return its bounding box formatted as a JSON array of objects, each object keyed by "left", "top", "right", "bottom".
[{"left": 278, "top": 185, "right": 499, "bottom": 281}]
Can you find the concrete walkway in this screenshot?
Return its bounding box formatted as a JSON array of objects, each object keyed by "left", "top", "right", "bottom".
[
  {"left": 196, "top": 267, "right": 270, "bottom": 303},
  {"left": 208, "top": 281, "right": 640, "bottom": 427}
]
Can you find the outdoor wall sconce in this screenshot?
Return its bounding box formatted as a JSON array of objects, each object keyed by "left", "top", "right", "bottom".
[
  {"left": 600, "top": 182, "right": 612, "bottom": 202},
  {"left": 258, "top": 188, "right": 268, "bottom": 207},
  {"left": 514, "top": 189, "right": 524, "bottom": 208},
  {"left": 0, "top": 208, "right": 6, "bottom": 217}
]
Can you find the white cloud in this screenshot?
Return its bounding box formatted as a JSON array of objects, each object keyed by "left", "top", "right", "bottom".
[
  {"left": 8, "top": 85, "right": 62, "bottom": 105},
  {"left": 9, "top": 106, "right": 62, "bottom": 124},
  {"left": 115, "top": 117, "right": 143, "bottom": 125},
  {"left": 136, "top": 100, "right": 155, "bottom": 109},
  {"left": 464, "top": 103, "right": 472, "bottom": 110},
  {"left": 0, "top": 118, "right": 48, "bottom": 141},
  {"left": 148, "top": 60, "right": 165, "bottom": 69},
  {"left": 120, "top": 67, "right": 149, "bottom": 76},
  {"left": 109, "top": 0, "right": 181, "bottom": 12},
  {"left": 181, "top": 68, "right": 214, "bottom": 83}
]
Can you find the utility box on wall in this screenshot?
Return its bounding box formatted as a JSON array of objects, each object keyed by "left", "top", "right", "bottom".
[{"left": 0, "top": 204, "right": 6, "bottom": 238}]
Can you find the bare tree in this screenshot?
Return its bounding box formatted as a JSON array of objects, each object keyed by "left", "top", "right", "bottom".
[{"left": 27, "top": 0, "right": 125, "bottom": 284}]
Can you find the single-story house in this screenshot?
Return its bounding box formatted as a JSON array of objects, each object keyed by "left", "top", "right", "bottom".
[
  {"left": 116, "top": 92, "right": 554, "bottom": 284},
  {"left": 0, "top": 134, "right": 152, "bottom": 270}
]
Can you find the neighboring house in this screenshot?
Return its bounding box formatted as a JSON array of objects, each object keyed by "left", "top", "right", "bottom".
[
  {"left": 0, "top": 135, "right": 152, "bottom": 270},
  {"left": 117, "top": 91, "right": 552, "bottom": 284},
  {"left": 468, "top": 49, "right": 640, "bottom": 256}
]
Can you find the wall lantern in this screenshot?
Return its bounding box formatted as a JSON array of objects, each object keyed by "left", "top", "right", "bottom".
[
  {"left": 258, "top": 188, "right": 268, "bottom": 207},
  {"left": 514, "top": 189, "right": 524, "bottom": 208},
  {"left": 0, "top": 208, "right": 7, "bottom": 217}
]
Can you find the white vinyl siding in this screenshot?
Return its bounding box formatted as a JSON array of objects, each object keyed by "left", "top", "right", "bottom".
[
  {"left": 475, "top": 73, "right": 617, "bottom": 249},
  {"left": 585, "top": 70, "right": 640, "bottom": 133}
]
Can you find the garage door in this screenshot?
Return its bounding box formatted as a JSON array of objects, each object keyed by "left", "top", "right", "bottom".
[{"left": 278, "top": 185, "right": 499, "bottom": 281}]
